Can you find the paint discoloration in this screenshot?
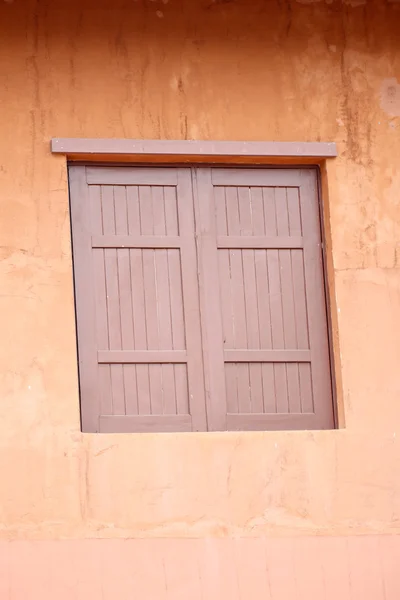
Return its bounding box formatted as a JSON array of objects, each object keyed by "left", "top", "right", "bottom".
[{"left": 380, "top": 78, "right": 400, "bottom": 117}]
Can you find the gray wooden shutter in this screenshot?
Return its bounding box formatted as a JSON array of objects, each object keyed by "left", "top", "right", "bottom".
[
  {"left": 194, "top": 167, "right": 334, "bottom": 430},
  {"left": 69, "top": 166, "right": 207, "bottom": 432},
  {"left": 70, "top": 164, "right": 333, "bottom": 433}
]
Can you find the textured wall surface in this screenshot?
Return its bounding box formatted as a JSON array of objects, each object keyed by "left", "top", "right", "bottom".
[
  {"left": 1, "top": 0, "right": 400, "bottom": 553},
  {"left": 0, "top": 536, "right": 400, "bottom": 599}
]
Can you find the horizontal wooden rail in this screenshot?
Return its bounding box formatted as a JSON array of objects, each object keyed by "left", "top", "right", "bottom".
[
  {"left": 217, "top": 236, "right": 303, "bottom": 249},
  {"left": 92, "top": 235, "right": 182, "bottom": 249},
  {"left": 226, "top": 413, "right": 318, "bottom": 431},
  {"left": 86, "top": 166, "right": 178, "bottom": 185},
  {"left": 224, "top": 350, "right": 311, "bottom": 362},
  {"left": 98, "top": 351, "right": 187, "bottom": 364},
  {"left": 99, "top": 415, "right": 192, "bottom": 433}
]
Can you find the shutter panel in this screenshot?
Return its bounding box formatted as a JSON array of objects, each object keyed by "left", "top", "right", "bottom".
[
  {"left": 194, "top": 167, "right": 334, "bottom": 430},
  {"left": 69, "top": 166, "right": 207, "bottom": 432}
]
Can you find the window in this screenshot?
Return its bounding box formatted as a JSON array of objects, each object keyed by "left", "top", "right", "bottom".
[{"left": 69, "top": 165, "right": 334, "bottom": 432}]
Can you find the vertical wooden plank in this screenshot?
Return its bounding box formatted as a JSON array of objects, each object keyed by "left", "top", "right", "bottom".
[
  {"left": 230, "top": 250, "right": 247, "bottom": 350},
  {"left": 114, "top": 194, "right": 133, "bottom": 348},
  {"left": 193, "top": 168, "right": 227, "bottom": 430},
  {"left": 230, "top": 249, "right": 251, "bottom": 413},
  {"left": 151, "top": 184, "right": 165, "bottom": 234},
  {"left": 90, "top": 185, "right": 108, "bottom": 357},
  {"left": 250, "top": 187, "right": 265, "bottom": 236},
  {"left": 164, "top": 188, "right": 185, "bottom": 352},
  {"left": 109, "top": 365, "right": 124, "bottom": 415},
  {"left": 136, "top": 364, "right": 151, "bottom": 415},
  {"left": 275, "top": 187, "right": 289, "bottom": 236},
  {"left": 276, "top": 188, "right": 301, "bottom": 412},
  {"left": 114, "top": 186, "right": 138, "bottom": 413},
  {"left": 299, "top": 170, "right": 334, "bottom": 427},
  {"left": 238, "top": 187, "right": 252, "bottom": 235},
  {"left": 164, "top": 186, "right": 179, "bottom": 236},
  {"left": 242, "top": 250, "right": 259, "bottom": 350},
  {"left": 89, "top": 185, "right": 112, "bottom": 416},
  {"left": 174, "top": 364, "right": 189, "bottom": 415},
  {"left": 278, "top": 252, "right": 296, "bottom": 350},
  {"left": 142, "top": 249, "right": 158, "bottom": 350},
  {"left": 249, "top": 363, "right": 263, "bottom": 413},
  {"left": 98, "top": 365, "right": 113, "bottom": 416},
  {"left": 225, "top": 364, "right": 239, "bottom": 414},
  {"left": 142, "top": 247, "right": 163, "bottom": 414},
  {"left": 126, "top": 186, "right": 140, "bottom": 235},
  {"left": 130, "top": 249, "right": 150, "bottom": 414},
  {"left": 267, "top": 247, "right": 288, "bottom": 413},
  {"left": 225, "top": 186, "right": 243, "bottom": 416},
  {"left": 291, "top": 248, "right": 311, "bottom": 413},
  {"left": 167, "top": 250, "right": 185, "bottom": 351},
  {"left": 154, "top": 186, "right": 176, "bottom": 415},
  {"left": 273, "top": 366, "right": 288, "bottom": 414},
  {"left": 261, "top": 363, "right": 276, "bottom": 414},
  {"left": 123, "top": 365, "right": 138, "bottom": 415},
  {"left": 219, "top": 250, "right": 237, "bottom": 413},
  {"left": 89, "top": 183, "right": 103, "bottom": 234},
  {"left": 162, "top": 365, "right": 177, "bottom": 415},
  {"left": 287, "top": 187, "right": 302, "bottom": 237},
  {"left": 139, "top": 185, "right": 153, "bottom": 235},
  {"left": 148, "top": 363, "right": 163, "bottom": 415},
  {"left": 218, "top": 250, "right": 235, "bottom": 349},
  {"left": 214, "top": 186, "right": 228, "bottom": 235},
  {"left": 153, "top": 189, "right": 171, "bottom": 350},
  {"left": 276, "top": 187, "right": 300, "bottom": 413},
  {"left": 299, "top": 363, "right": 314, "bottom": 413},
  {"left": 236, "top": 362, "right": 251, "bottom": 414},
  {"left": 254, "top": 250, "right": 275, "bottom": 413},
  {"left": 69, "top": 168, "right": 101, "bottom": 431},
  {"left": 262, "top": 187, "right": 277, "bottom": 237},
  {"left": 263, "top": 187, "right": 283, "bottom": 414},
  {"left": 114, "top": 184, "right": 128, "bottom": 234},
  {"left": 126, "top": 185, "right": 143, "bottom": 413},
  {"left": 242, "top": 246, "right": 263, "bottom": 413},
  {"left": 286, "top": 363, "right": 301, "bottom": 413},
  {"left": 102, "top": 186, "right": 125, "bottom": 415},
  {"left": 177, "top": 169, "right": 208, "bottom": 430},
  {"left": 102, "top": 187, "right": 120, "bottom": 352},
  {"left": 291, "top": 250, "right": 309, "bottom": 350},
  {"left": 279, "top": 248, "right": 301, "bottom": 413},
  {"left": 216, "top": 182, "right": 233, "bottom": 391},
  {"left": 225, "top": 186, "right": 240, "bottom": 236},
  {"left": 130, "top": 249, "right": 147, "bottom": 350}
]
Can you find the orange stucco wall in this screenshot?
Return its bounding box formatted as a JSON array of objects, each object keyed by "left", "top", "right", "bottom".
[
  {"left": 1, "top": 0, "right": 400, "bottom": 590},
  {"left": 0, "top": 536, "right": 399, "bottom": 599}
]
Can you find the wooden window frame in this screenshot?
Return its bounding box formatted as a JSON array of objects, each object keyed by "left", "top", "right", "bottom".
[
  {"left": 53, "top": 138, "right": 339, "bottom": 431},
  {"left": 52, "top": 138, "right": 336, "bottom": 165}
]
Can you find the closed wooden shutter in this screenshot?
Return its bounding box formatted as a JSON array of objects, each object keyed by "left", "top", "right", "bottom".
[
  {"left": 69, "top": 165, "right": 334, "bottom": 432},
  {"left": 69, "top": 166, "right": 207, "bottom": 432},
  {"left": 194, "top": 168, "right": 333, "bottom": 431}
]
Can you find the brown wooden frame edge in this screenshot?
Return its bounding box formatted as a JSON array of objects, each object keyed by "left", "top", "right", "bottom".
[{"left": 51, "top": 138, "right": 337, "bottom": 165}]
